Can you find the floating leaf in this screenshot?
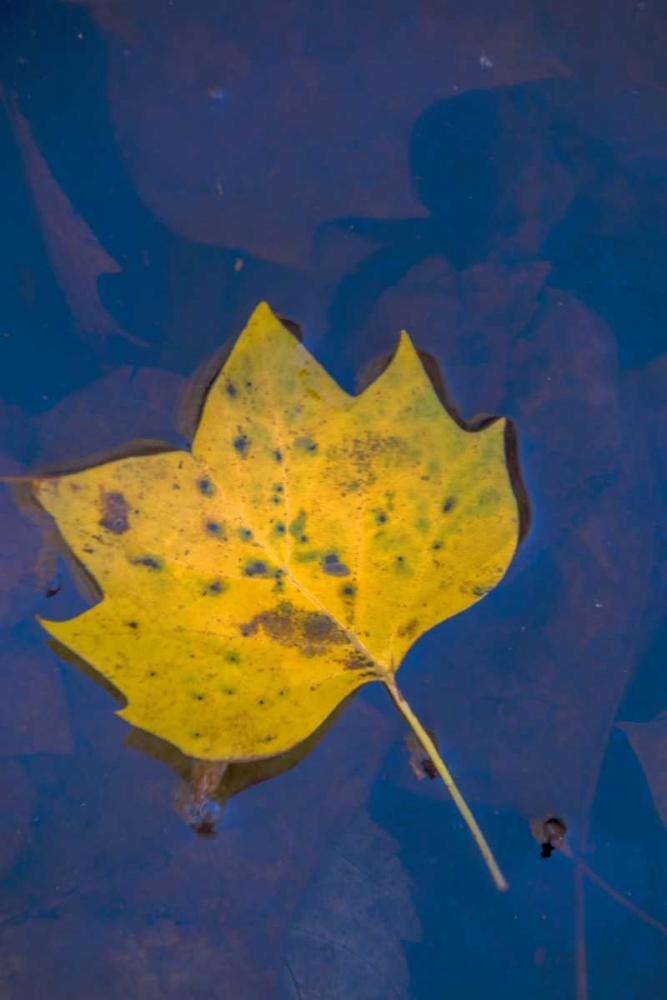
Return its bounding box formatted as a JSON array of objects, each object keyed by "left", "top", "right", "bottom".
[{"left": 30, "top": 303, "right": 522, "bottom": 888}]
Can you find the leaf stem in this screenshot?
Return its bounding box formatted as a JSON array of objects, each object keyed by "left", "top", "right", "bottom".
[{"left": 384, "top": 676, "right": 508, "bottom": 892}]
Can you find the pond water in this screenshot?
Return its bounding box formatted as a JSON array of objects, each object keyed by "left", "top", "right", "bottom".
[{"left": 1, "top": 2, "right": 667, "bottom": 997}]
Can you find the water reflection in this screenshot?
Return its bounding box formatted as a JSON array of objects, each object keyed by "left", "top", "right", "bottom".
[{"left": 324, "top": 79, "right": 667, "bottom": 370}]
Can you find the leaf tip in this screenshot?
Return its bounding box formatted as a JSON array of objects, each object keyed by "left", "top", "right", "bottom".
[
  {"left": 397, "top": 329, "right": 417, "bottom": 353},
  {"left": 242, "top": 301, "right": 299, "bottom": 348},
  {"left": 249, "top": 300, "right": 277, "bottom": 323}
]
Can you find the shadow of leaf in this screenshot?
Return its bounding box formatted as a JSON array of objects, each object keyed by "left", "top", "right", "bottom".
[{"left": 617, "top": 717, "right": 667, "bottom": 828}]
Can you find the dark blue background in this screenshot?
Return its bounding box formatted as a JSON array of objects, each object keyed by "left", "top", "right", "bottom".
[{"left": 1, "top": 1, "right": 666, "bottom": 997}]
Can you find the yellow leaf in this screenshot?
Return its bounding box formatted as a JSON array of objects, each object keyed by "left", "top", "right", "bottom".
[{"left": 32, "top": 303, "right": 522, "bottom": 889}]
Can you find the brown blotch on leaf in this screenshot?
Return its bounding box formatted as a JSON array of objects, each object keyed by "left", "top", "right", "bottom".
[
  {"left": 397, "top": 618, "right": 419, "bottom": 638},
  {"left": 99, "top": 490, "right": 130, "bottom": 534},
  {"left": 343, "top": 650, "right": 375, "bottom": 671},
  {"left": 239, "top": 601, "right": 349, "bottom": 656}
]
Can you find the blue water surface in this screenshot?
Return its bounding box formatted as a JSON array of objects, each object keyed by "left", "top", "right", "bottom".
[{"left": 1, "top": 2, "right": 666, "bottom": 997}]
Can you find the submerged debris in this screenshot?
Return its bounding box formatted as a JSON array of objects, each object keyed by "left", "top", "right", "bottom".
[
  {"left": 405, "top": 728, "right": 439, "bottom": 781},
  {"left": 173, "top": 760, "right": 228, "bottom": 836},
  {"left": 531, "top": 815, "right": 568, "bottom": 859}
]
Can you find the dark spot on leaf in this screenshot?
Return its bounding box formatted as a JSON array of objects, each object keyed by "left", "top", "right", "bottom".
[
  {"left": 206, "top": 521, "right": 224, "bottom": 537},
  {"left": 233, "top": 433, "right": 250, "bottom": 456},
  {"left": 432, "top": 541, "right": 443, "bottom": 551},
  {"left": 237, "top": 527, "right": 253, "bottom": 541},
  {"left": 442, "top": 496, "right": 457, "bottom": 513},
  {"left": 193, "top": 693, "right": 206, "bottom": 701},
  {"left": 274, "top": 522, "right": 286, "bottom": 536},
  {"left": 273, "top": 483, "right": 284, "bottom": 493},
  {"left": 278, "top": 689, "right": 287, "bottom": 697},
  {"left": 257, "top": 698, "right": 266, "bottom": 706},
  {"left": 127, "top": 621, "right": 138, "bottom": 630},
  {"left": 322, "top": 553, "right": 350, "bottom": 577},
  {"left": 342, "top": 584, "right": 355, "bottom": 597},
  {"left": 295, "top": 436, "right": 318, "bottom": 453},
  {"left": 149, "top": 670, "right": 157, "bottom": 677},
  {"left": 225, "top": 651, "right": 240, "bottom": 664},
  {"left": 132, "top": 556, "right": 162, "bottom": 571},
  {"left": 192, "top": 732, "right": 201, "bottom": 739},
  {"left": 273, "top": 449, "right": 282, "bottom": 462},
  {"left": 204, "top": 579, "right": 226, "bottom": 595},
  {"left": 223, "top": 686, "right": 236, "bottom": 695},
  {"left": 289, "top": 510, "right": 307, "bottom": 541},
  {"left": 473, "top": 584, "right": 492, "bottom": 597},
  {"left": 225, "top": 381, "right": 238, "bottom": 398},
  {"left": 244, "top": 560, "right": 269, "bottom": 577},
  {"left": 239, "top": 601, "right": 349, "bottom": 656},
  {"left": 198, "top": 478, "right": 215, "bottom": 497},
  {"left": 82, "top": 546, "right": 94, "bottom": 554},
  {"left": 375, "top": 511, "right": 387, "bottom": 525},
  {"left": 99, "top": 491, "right": 130, "bottom": 534}
]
